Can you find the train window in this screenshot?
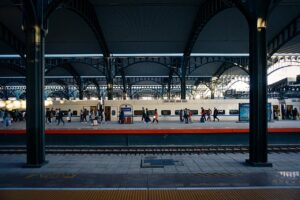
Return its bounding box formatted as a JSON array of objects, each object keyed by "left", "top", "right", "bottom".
[
  {"left": 72, "top": 110, "right": 77, "bottom": 116},
  {"left": 191, "top": 110, "right": 198, "bottom": 115},
  {"left": 218, "top": 110, "right": 225, "bottom": 115},
  {"left": 112, "top": 110, "right": 116, "bottom": 116},
  {"left": 134, "top": 110, "right": 143, "bottom": 116},
  {"left": 161, "top": 110, "right": 171, "bottom": 116},
  {"left": 229, "top": 110, "right": 239, "bottom": 115},
  {"left": 148, "top": 110, "right": 154, "bottom": 116}
]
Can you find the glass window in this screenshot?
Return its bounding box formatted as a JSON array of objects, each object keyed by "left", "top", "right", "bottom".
[
  {"left": 191, "top": 110, "right": 198, "bottom": 115},
  {"left": 175, "top": 110, "right": 181, "bottom": 115},
  {"left": 218, "top": 110, "right": 226, "bottom": 115},
  {"left": 134, "top": 110, "right": 143, "bottom": 116},
  {"left": 229, "top": 110, "right": 239, "bottom": 115},
  {"left": 147, "top": 110, "right": 154, "bottom": 116},
  {"left": 112, "top": 110, "right": 116, "bottom": 116},
  {"left": 161, "top": 110, "right": 171, "bottom": 116}
]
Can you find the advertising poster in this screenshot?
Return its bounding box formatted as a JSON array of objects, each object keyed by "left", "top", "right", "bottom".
[
  {"left": 239, "top": 103, "right": 272, "bottom": 122},
  {"left": 239, "top": 103, "right": 250, "bottom": 121}
]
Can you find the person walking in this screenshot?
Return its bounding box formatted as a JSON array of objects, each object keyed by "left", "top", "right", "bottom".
[
  {"left": 213, "top": 107, "right": 220, "bottom": 122},
  {"left": 46, "top": 108, "right": 51, "bottom": 124},
  {"left": 179, "top": 109, "right": 184, "bottom": 122},
  {"left": 152, "top": 109, "right": 159, "bottom": 123},
  {"left": 3, "top": 110, "right": 11, "bottom": 127},
  {"left": 207, "top": 108, "right": 211, "bottom": 121},
  {"left": 184, "top": 108, "right": 188, "bottom": 124},
  {"left": 141, "top": 107, "right": 146, "bottom": 122},
  {"left": 67, "top": 109, "right": 72, "bottom": 122},
  {"left": 200, "top": 107, "right": 206, "bottom": 123},
  {"left": 57, "top": 109, "right": 65, "bottom": 125}
]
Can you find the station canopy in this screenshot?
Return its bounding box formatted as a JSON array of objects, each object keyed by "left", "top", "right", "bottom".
[{"left": 0, "top": 0, "right": 300, "bottom": 89}]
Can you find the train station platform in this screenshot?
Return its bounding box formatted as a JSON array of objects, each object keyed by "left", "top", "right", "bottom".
[
  {"left": 0, "top": 152, "right": 299, "bottom": 199},
  {"left": 1, "top": 121, "right": 300, "bottom": 146},
  {"left": 1, "top": 120, "right": 300, "bottom": 133}
]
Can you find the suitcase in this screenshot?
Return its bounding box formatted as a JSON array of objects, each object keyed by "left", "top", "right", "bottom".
[{"left": 93, "top": 119, "right": 98, "bottom": 126}]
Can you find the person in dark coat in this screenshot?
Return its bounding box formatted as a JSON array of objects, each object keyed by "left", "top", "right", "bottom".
[
  {"left": 213, "top": 107, "right": 219, "bottom": 122},
  {"left": 57, "top": 108, "right": 65, "bottom": 125}
]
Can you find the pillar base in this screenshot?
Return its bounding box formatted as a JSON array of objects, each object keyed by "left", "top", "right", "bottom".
[
  {"left": 245, "top": 159, "right": 272, "bottom": 167},
  {"left": 24, "top": 160, "right": 48, "bottom": 168}
]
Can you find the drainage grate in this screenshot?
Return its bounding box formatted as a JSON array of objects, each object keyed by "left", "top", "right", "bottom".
[{"left": 141, "top": 159, "right": 184, "bottom": 168}]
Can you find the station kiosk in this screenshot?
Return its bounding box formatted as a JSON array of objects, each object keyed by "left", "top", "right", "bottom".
[{"left": 120, "top": 104, "right": 133, "bottom": 124}]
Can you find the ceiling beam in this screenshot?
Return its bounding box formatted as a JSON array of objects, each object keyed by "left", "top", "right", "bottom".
[
  {"left": 267, "top": 14, "right": 300, "bottom": 56},
  {"left": 0, "top": 22, "right": 26, "bottom": 59},
  {"left": 46, "top": 0, "right": 110, "bottom": 57},
  {"left": 183, "top": 0, "right": 234, "bottom": 57}
]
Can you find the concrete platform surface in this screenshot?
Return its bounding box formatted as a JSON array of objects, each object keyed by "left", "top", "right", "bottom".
[
  {"left": 1, "top": 120, "right": 300, "bottom": 130},
  {"left": 0, "top": 153, "right": 299, "bottom": 189}
]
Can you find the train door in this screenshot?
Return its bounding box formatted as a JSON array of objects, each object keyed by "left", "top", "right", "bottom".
[
  {"left": 273, "top": 105, "right": 279, "bottom": 120},
  {"left": 105, "top": 106, "right": 111, "bottom": 121},
  {"left": 90, "top": 106, "right": 97, "bottom": 112},
  {"left": 287, "top": 105, "right": 293, "bottom": 119}
]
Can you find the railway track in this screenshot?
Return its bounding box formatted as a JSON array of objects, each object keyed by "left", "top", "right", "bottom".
[{"left": 0, "top": 145, "right": 300, "bottom": 154}]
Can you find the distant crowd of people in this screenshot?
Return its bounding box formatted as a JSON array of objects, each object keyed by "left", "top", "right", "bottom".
[
  {"left": 0, "top": 109, "right": 26, "bottom": 127},
  {"left": 46, "top": 107, "right": 105, "bottom": 126},
  {"left": 139, "top": 107, "right": 159, "bottom": 124},
  {"left": 279, "top": 107, "right": 299, "bottom": 120},
  {"left": 178, "top": 107, "right": 219, "bottom": 124}
]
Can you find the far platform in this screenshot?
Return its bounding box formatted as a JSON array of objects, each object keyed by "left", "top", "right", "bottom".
[
  {"left": 0, "top": 120, "right": 300, "bottom": 146},
  {"left": 0, "top": 120, "right": 300, "bottom": 134}
]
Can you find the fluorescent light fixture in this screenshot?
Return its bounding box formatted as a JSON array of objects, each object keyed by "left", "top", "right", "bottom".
[
  {"left": 2, "top": 53, "right": 300, "bottom": 59},
  {"left": 45, "top": 54, "right": 103, "bottom": 58},
  {"left": 111, "top": 53, "right": 183, "bottom": 57},
  {"left": 0, "top": 54, "right": 103, "bottom": 58},
  {"left": 0, "top": 55, "right": 21, "bottom": 58},
  {"left": 190, "top": 53, "right": 249, "bottom": 57}
]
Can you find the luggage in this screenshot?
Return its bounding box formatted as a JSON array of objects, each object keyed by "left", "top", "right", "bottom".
[{"left": 93, "top": 119, "right": 98, "bottom": 126}]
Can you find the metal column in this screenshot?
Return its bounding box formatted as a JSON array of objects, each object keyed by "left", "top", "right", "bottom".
[
  {"left": 24, "top": 0, "right": 47, "bottom": 167},
  {"left": 180, "top": 58, "right": 187, "bottom": 100},
  {"left": 246, "top": 0, "right": 272, "bottom": 167}
]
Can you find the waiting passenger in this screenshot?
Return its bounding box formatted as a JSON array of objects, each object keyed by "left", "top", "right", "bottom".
[
  {"left": 99, "top": 109, "right": 104, "bottom": 123},
  {"left": 184, "top": 108, "right": 188, "bottom": 124},
  {"left": 200, "top": 107, "right": 206, "bottom": 123},
  {"left": 80, "top": 110, "right": 83, "bottom": 122},
  {"left": 3, "top": 110, "right": 11, "bottom": 127},
  {"left": 179, "top": 109, "right": 184, "bottom": 122},
  {"left": 213, "top": 107, "right": 219, "bottom": 122},
  {"left": 67, "top": 109, "right": 72, "bottom": 122},
  {"left": 292, "top": 108, "right": 298, "bottom": 120},
  {"left": 207, "top": 108, "right": 212, "bottom": 121},
  {"left": 145, "top": 108, "right": 150, "bottom": 123},
  {"left": 46, "top": 108, "right": 51, "bottom": 124},
  {"left": 0, "top": 109, "right": 4, "bottom": 124},
  {"left": 152, "top": 109, "right": 159, "bottom": 123},
  {"left": 188, "top": 109, "right": 193, "bottom": 123},
  {"left": 119, "top": 110, "right": 125, "bottom": 124},
  {"left": 141, "top": 107, "right": 146, "bottom": 122},
  {"left": 57, "top": 109, "right": 64, "bottom": 126}
]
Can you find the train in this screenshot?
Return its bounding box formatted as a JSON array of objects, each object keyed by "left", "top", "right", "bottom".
[{"left": 44, "top": 98, "right": 300, "bottom": 122}]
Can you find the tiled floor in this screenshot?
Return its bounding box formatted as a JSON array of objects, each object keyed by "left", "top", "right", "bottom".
[{"left": 0, "top": 152, "right": 299, "bottom": 188}]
